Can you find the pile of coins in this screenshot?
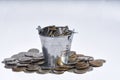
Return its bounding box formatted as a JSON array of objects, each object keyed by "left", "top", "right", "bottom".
[
  {"left": 2, "top": 48, "right": 105, "bottom": 74},
  {"left": 38, "top": 25, "right": 73, "bottom": 37},
  {"left": 2, "top": 48, "right": 45, "bottom": 73}
]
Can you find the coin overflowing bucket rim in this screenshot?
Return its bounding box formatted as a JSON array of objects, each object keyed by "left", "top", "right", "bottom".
[{"left": 37, "top": 26, "right": 75, "bottom": 38}]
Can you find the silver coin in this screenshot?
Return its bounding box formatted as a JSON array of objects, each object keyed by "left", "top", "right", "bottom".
[
  {"left": 25, "top": 52, "right": 44, "bottom": 58},
  {"left": 54, "top": 66, "right": 69, "bottom": 71},
  {"left": 74, "top": 66, "right": 93, "bottom": 74},
  {"left": 3, "top": 58, "right": 16, "bottom": 63},
  {"left": 75, "top": 61, "right": 89, "bottom": 70},
  {"left": 30, "top": 59, "right": 44, "bottom": 64},
  {"left": 94, "top": 59, "right": 106, "bottom": 63},
  {"left": 31, "top": 57, "right": 44, "bottom": 60},
  {"left": 37, "top": 68, "right": 50, "bottom": 74},
  {"left": 16, "top": 63, "right": 28, "bottom": 67},
  {"left": 19, "top": 61, "right": 31, "bottom": 64},
  {"left": 74, "top": 69, "right": 87, "bottom": 74},
  {"left": 75, "top": 66, "right": 93, "bottom": 73},
  {"left": 18, "top": 57, "right": 32, "bottom": 62},
  {"left": 27, "top": 65, "right": 40, "bottom": 71},
  {"left": 23, "top": 69, "right": 35, "bottom": 73},
  {"left": 34, "top": 60, "right": 45, "bottom": 65},
  {"left": 41, "top": 66, "right": 51, "bottom": 70},
  {"left": 12, "top": 66, "right": 26, "bottom": 72},
  {"left": 32, "top": 56, "right": 44, "bottom": 60},
  {"left": 89, "top": 59, "right": 105, "bottom": 67},
  {"left": 51, "top": 70, "right": 65, "bottom": 74},
  {"left": 6, "top": 60, "right": 18, "bottom": 65},
  {"left": 77, "top": 56, "right": 93, "bottom": 61},
  {"left": 11, "top": 52, "right": 27, "bottom": 59},
  {"left": 28, "top": 48, "right": 39, "bottom": 53},
  {"left": 4, "top": 64, "right": 15, "bottom": 69}
]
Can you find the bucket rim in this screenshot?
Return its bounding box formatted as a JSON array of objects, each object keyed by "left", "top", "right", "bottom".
[{"left": 39, "top": 33, "right": 74, "bottom": 38}]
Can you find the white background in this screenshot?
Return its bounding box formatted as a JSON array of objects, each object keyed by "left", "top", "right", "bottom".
[{"left": 0, "top": 0, "right": 120, "bottom": 80}]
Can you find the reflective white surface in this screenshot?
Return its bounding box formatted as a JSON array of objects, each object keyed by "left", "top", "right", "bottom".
[{"left": 0, "top": 1, "right": 120, "bottom": 80}]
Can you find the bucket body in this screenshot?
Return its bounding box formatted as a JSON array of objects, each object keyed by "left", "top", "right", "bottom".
[{"left": 37, "top": 26, "right": 74, "bottom": 68}]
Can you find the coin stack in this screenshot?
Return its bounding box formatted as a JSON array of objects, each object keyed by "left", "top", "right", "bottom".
[
  {"left": 2, "top": 48, "right": 45, "bottom": 73},
  {"left": 39, "top": 25, "right": 73, "bottom": 37},
  {"left": 68, "top": 51, "right": 106, "bottom": 74},
  {"left": 2, "top": 48, "right": 105, "bottom": 74}
]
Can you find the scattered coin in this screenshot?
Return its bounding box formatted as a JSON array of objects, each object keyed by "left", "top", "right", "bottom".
[
  {"left": 28, "top": 48, "right": 39, "bottom": 53},
  {"left": 74, "top": 66, "right": 93, "bottom": 74},
  {"left": 12, "top": 67, "right": 26, "bottom": 72},
  {"left": 27, "top": 65, "right": 40, "bottom": 71},
  {"left": 18, "top": 57, "right": 32, "bottom": 64},
  {"left": 16, "top": 63, "right": 28, "bottom": 67},
  {"left": 4, "top": 64, "right": 15, "bottom": 69},
  {"left": 3, "top": 58, "right": 16, "bottom": 63},
  {"left": 5, "top": 60, "right": 18, "bottom": 65},
  {"left": 51, "top": 70, "right": 65, "bottom": 74},
  {"left": 38, "top": 66, "right": 51, "bottom": 74},
  {"left": 89, "top": 59, "right": 105, "bottom": 67},
  {"left": 77, "top": 56, "right": 94, "bottom": 61},
  {"left": 25, "top": 52, "right": 43, "bottom": 58},
  {"left": 74, "top": 69, "right": 87, "bottom": 74},
  {"left": 11, "top": 52, "right": 27, "bottom": 59},
  {"left": 36, "top": 68, "right": 50, "bottom": 74},
  {"left": 23, "top": 69, "right": 35, "bottom": 73},
  {"left": 75, "top": 61, "right": 89, "bottom": 70},
  {"left": 54, "top": 66, "right": 70, "bottom": 71},
  {"left": 33, "top": 60, "right": 45, "bottom": 65},
  {"left": 68, "top": 51, "right": 77, "bottom": 63}
]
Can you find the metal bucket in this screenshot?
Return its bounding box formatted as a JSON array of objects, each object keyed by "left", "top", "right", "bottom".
[{"left": 37, "top": 26, "right": 74, "bottom": 68}]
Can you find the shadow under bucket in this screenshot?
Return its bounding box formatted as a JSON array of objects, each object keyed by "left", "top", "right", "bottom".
[{"left": 37, "top": 26, "right": 74, "bottom": 68}]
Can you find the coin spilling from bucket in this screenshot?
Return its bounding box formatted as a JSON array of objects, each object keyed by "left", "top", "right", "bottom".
[{"left": 2, "top": 48, "right": 105, "bottom": 74}]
